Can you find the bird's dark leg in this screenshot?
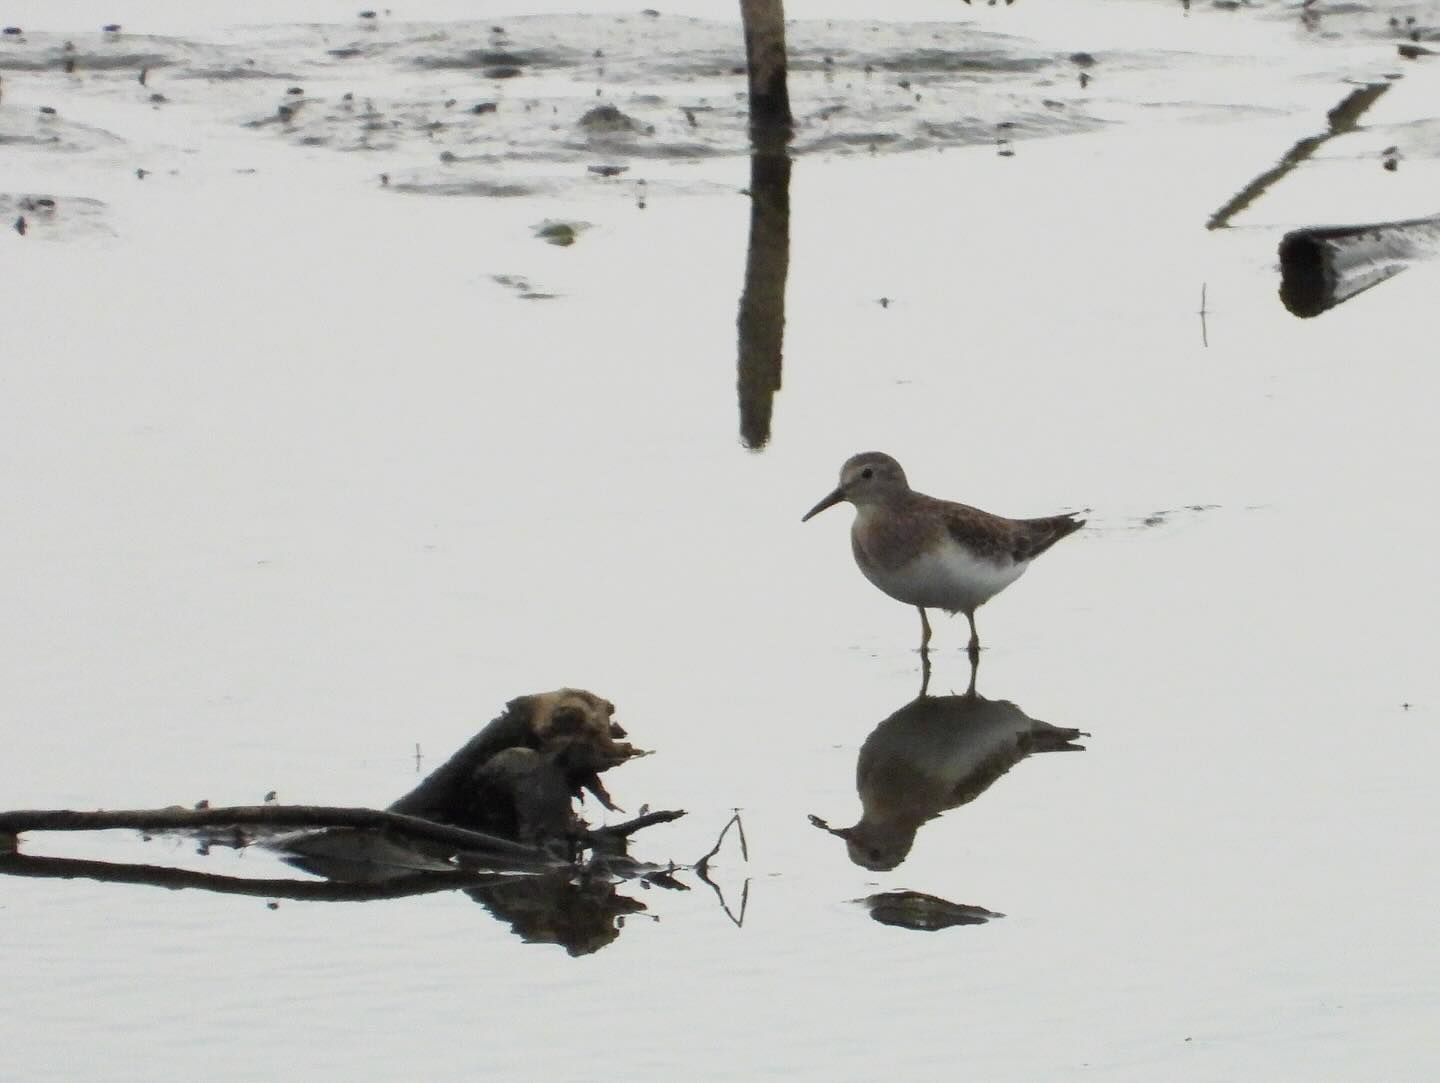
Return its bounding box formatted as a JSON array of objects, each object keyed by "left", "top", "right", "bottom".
[
  {"left": 965, "top": 611, "right": 980, "bottom": 661},
  {"left": 964, "top": 648, "right": 979, "bottom": 697}
]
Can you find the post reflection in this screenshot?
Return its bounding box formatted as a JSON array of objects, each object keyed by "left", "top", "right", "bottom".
[
  {"left": 811, "top": 660, "right": 1086, "bottom": 872},
  {"left": 736, "top": 125, "right": 791, "bottom": 450}
]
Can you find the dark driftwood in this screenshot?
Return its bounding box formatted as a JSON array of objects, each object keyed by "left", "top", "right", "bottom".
[
  {"left": 0, "top": 688, "right": 693, "bottom": 956},
  {"left": 388, "top": 688, "right": 648, "bottom": 844},
  {"left": 0, "top": 804, "right": 545, "bottom": 860},
  {"left": 0, "top": 690, "right": 682, "bottom": 866}
]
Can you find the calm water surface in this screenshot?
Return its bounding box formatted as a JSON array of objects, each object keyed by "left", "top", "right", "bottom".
[{"left": 3, "top": 0, "right": 1438, "bottom": 1079}]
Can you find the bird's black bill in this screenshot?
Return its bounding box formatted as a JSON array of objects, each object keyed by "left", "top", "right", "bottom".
[{"left": 801, "top": 487, "right": 846, "bottom": 522}]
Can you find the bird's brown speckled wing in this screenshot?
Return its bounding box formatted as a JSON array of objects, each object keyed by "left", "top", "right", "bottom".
[
  {"left": 942, "top": 504, "right": 1084, "bottom": 564},
  {"left": 939, "top": 502, "right": 1023, "bottom": 563}
]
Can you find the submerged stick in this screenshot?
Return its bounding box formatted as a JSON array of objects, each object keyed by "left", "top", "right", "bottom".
[
  {"left": 694, "top": 811, "right": 750, "bottom": 926},
  {"left": 0, "top": 804, "right": 545, "bottom": 861},
  {"left": 1206, "top": 82, "right": 1389, "bottom": 231},
  {"left": 695, "top": 810, "right": 748, "bottom": 878}
]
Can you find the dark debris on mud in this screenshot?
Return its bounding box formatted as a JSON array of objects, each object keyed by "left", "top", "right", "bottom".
[
  {"left": 0, "top": 14, "right": 1116, "bottom": 199},
  {"left": 1, "top": 5, "right": 1419, "bottom": 206},
  {"left": 0, "top": 192, "right": 110, "bottom": 238}
]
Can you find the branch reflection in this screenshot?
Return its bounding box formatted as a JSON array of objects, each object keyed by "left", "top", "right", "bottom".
[{"left": 0, "top": 843, "right": 686, "bottom": 957}]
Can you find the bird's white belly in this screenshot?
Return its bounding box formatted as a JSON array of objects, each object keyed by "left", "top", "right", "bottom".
[{"left": 860, "top": 539, "right": 1027, "bottom": 613}]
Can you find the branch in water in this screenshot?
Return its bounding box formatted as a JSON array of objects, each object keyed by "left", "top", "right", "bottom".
[
  {"left": 0, "top": 804, "right": 546, "bottom": 861},
  {"left": 580, "top": 808, "right": 687, "bottom": 846},
  {"left": 0, "top": 850, "right": 517, "bottom": 902}
]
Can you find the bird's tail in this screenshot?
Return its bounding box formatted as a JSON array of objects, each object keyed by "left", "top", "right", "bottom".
[{"left": 1020, "top": 512, "right": 1085, "bottom": 558}]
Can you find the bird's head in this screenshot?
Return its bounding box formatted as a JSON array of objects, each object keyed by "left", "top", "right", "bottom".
[{"left": 801, "top": 451, "right": 909, "bottom": 521}]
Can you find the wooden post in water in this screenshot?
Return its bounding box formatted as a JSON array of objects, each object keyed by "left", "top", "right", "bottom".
[
  {"left": 739, "top": 0, "right": 792, "bottom": 131},
  {"left": 735, "top": 0, "right": 793, "bottom": 448}
]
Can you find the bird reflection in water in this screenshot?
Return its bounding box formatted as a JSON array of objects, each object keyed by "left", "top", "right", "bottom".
[{"left": 811, "top": 659, "right": 1086, "bottom": 872}]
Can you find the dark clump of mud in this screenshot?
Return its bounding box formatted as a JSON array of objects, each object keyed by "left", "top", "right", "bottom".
[
  {"left": 0, "top": 192, "right": 109, "bottom": 238},
  {"left": 579, "top": 103, "right": 641, "bottom": 134},
  {"left": 412, "top": 47, "right": 569, "bottom": 71},
  {"left": 222, "top": 14, "right": 1105, "bottom": 178}
]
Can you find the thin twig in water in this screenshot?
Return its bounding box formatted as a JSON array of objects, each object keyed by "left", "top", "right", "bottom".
[
  {"left": 1199, "top": 282, "right": 1209, "bottom": 348},
  {"left": 696, "top": 865, "right": 750, "bottom": 927},
  {"left": 695, "top": 810, "right": 747, "bottom": 876},
  {"left": 1206, "top": 83, "right": 1388, "bottom": 230},
  {"left": 693, "top": 810, "right": 750, "bottom": 927}
]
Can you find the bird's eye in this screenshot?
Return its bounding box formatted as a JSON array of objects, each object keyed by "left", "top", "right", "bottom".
[{"left": 861, "top": 468, "right": 874, "bottom": 480}]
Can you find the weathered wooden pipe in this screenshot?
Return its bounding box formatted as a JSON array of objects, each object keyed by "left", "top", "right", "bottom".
[{"left": 1279, "top": 213, "right": 1440, "bottom": 317}]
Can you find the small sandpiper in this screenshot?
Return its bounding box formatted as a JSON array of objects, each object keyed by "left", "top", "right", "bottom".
[{"left": 802, "top": 452, "right": 1083, "bottom": 658}]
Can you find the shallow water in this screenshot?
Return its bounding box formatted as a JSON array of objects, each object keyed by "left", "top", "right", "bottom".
[{"left": 3, "top": 0, "right": 1439, "bottom": 1079}]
